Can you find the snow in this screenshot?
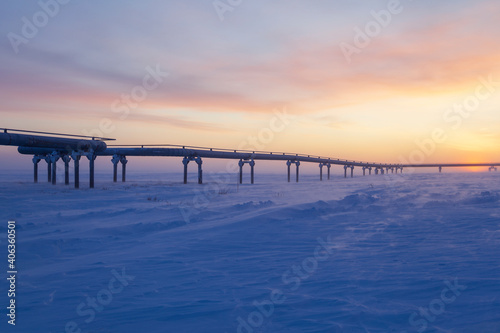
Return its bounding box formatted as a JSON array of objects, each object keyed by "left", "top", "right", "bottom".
[{"left": 0, "top": 172, "right": 499, "bottom": 332}]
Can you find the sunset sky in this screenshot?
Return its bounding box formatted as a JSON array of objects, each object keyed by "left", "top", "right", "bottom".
[{"left": 1, "top": 0, "right": 499, "bottom": 172}]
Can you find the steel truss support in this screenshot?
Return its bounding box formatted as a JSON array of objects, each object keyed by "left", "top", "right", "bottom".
[
  {"left": 183, "top": 156, "right": 203, "bottom": 184},
  {"left": 344, "top": 165, "right": 354, "bottom": 178},
  {"left": 239, "top": 159, "right": 255, "bottom": 184},
  {"left": 319, "top": 163, "right": 331, "bottom": 181},
  {"left": 286, "top": 160, "right": 300, "bottom": 183}
]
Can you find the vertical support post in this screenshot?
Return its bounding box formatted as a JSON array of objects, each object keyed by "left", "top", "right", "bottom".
[
  {"left": 183, "top": 157, "right": 189, "bottom": 184},
  {"left": 71, "top": 152, "right": 81, "bottom": 189},
  {"left": 250, "top": 160, "right": 255, "bottom": 184},
  {"left": 369, "top": 167, "right": 372, "bottom": 175},
  {"left": 32, "top": 156, "right": 40, "bottom": 183},
  {"left": 439, "top": 166, "right": 442, "bottom": 173},
  {"left": 296, "top": 162, "right": 300, "bottom": 183},
  {"left": 327, "top": 164, "right": 331, "bottom": 180},
  {"left": 90, "top": 157, "right": 94, "bottom": 188},
  {"left": 45, "top": 156, "right": 52, "bottom": 183},
  {"left": 350, "top": 166, "right": 354, "bottom": 178},
  {"left": 287, "top": 161, "right": 291, "bottom": 183},
  {"left": 363, "top": 167, "right": 366, "bottom": 176},
  {"left": 52, "top": 159, "right": 57, "bottom": 185},
  {"left": 62, "top": 155, "right": 70, "bottom": 185},
  {"left": 34, "top": 159, "right": 39, "bottom": 183},
  {"left": 120, "top": 156, "right": 128, "bottom": 182},
  {"left": 319, "top": 164, "right": 323, "bottom": 181},
  {"left": 239, "top": 159, "right": 244, "bottom": 184},
  {"left": 112, "top": 155, "right": 120, "bottom": 183},
  {"left": 196, "top": 157, "right": 203, "bottom": 184},
  {"left": 50, "top": 152, "right": 59, "bottom": 185},
  {"left": 344, "top": 165, "right": 348, "bottom": 178},
  {"left": 87, "top": 152, "right": 96, "bottom": 189}
]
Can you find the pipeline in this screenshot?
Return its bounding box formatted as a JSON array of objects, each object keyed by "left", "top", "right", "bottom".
[{"left": 1, "top": 132, "right": 107, "bottom": 152}]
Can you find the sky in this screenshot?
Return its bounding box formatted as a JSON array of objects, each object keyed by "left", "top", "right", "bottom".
[{"left": 0, "top": 0, "right": 499, "bottom": 173}]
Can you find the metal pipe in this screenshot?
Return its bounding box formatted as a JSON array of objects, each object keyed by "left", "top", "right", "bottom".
[
  {"left": 16, "top": 143, "right": 500, "bottom": 173},
  {"left": 1, "top": 132, "right": 107, "bottom": 152}
]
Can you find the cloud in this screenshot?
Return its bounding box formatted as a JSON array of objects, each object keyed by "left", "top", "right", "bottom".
[{"left": 0, "top": 0, "right": 499, "bottom": 121}]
